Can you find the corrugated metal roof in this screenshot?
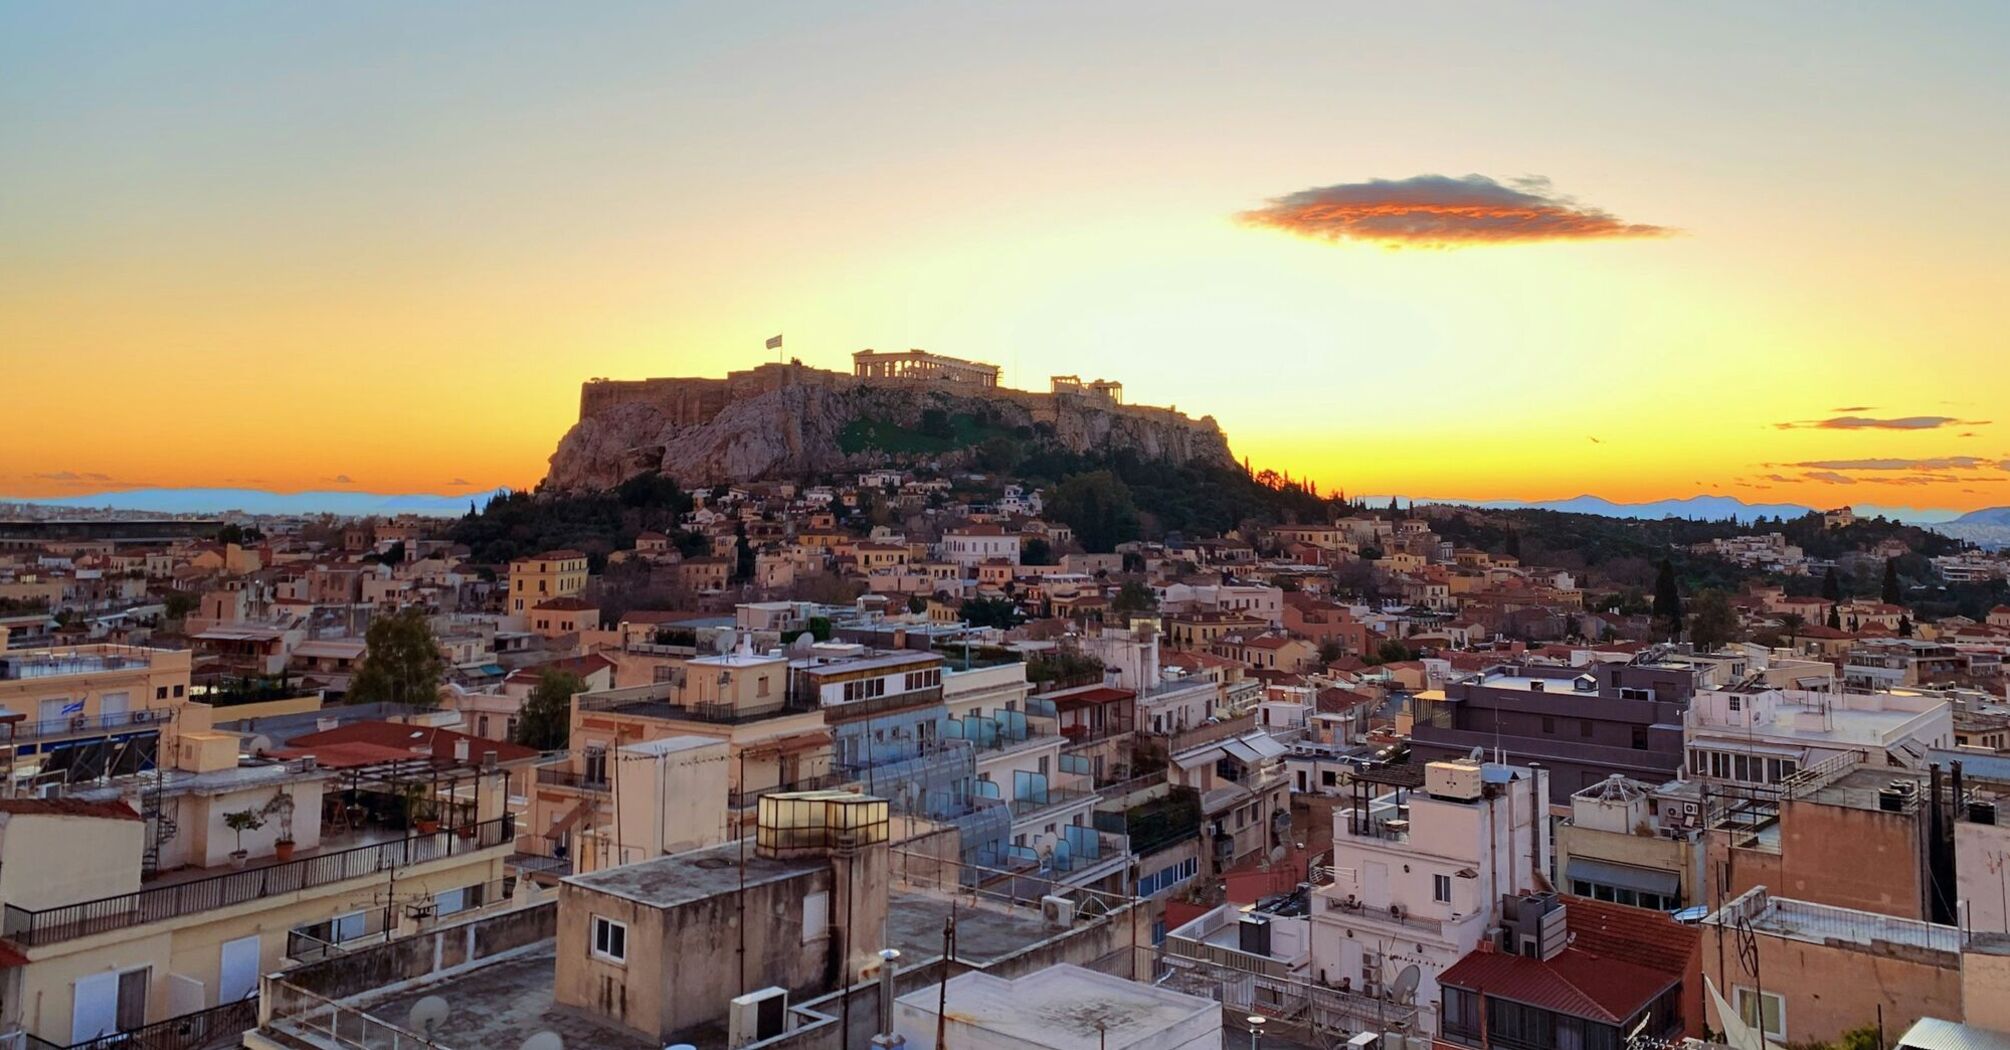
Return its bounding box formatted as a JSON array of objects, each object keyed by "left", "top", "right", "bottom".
[{"left": 1897, "top": 1017, "right": 2010, "bottom": 1050}]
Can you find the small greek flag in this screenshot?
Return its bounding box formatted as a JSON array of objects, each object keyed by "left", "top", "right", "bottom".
[
  {"left": 61, "top": 699, "right": 85, "bottom": 714},
  {"left": 765, "top": 334, "right": 783, "bottom": 350}
]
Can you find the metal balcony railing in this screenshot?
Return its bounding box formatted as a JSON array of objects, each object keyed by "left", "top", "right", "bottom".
[
  {"left": 534, "top": 768, "right": 608, "bottom": 792},
  {"left": 2, "top": 817, "right": 515, "bottom": 947},
  {"left": 20, "top": 995, "right": 258, "bottom": 1050}
]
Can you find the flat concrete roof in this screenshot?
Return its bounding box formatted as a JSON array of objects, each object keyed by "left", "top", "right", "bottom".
[
  {"left": 896, "top": 964, "right": 1217, "bottom": 1050},
  {"left": 883, "top": 887, "right": 1068, "bottom": 966},
  {"left": 564, "top": 840, "right": 825, "bottom": 909},
  {"left": 342, "top": 943, "right": 661, "bottom": 1050}
]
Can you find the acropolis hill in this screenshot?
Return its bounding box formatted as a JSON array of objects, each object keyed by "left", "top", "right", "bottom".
[{"left": 543, "top": 349, "right": 1237, "bottom": 489}]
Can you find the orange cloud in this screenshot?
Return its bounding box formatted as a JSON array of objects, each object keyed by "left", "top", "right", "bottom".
[
  {"left": 1774, "top": 415, "right": 1987, "bottom": 431},
  {"left": 1237, "top": 174, "right": 1671, "bottom": 248}
]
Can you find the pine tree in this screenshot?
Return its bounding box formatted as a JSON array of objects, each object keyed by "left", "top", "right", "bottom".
[{"left": 1882, "top": 558, "right": 1903, "bottom": 605}]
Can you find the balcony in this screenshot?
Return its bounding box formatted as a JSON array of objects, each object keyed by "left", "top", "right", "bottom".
[
  {"left": 17, "top": 997, "right": 259, "bottom": 1050},
  {"left": 1007, "top": 786, "right": 1095, "bottom": 821},
  {"left": 534, "top": 767, "right": 609, "bottom": 793},
  {"left": 2, "top": 816, "right": 515, "bottom": 948},
  {"left": 2, "top": 706, "right": 174, "bottom": 745},
  {"left": 727, "top": 770, "right": 854, "bottom": 809}
]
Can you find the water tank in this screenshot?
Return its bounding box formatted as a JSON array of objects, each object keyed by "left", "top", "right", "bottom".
[{"left": 1238, "top": 914, "right": 1272, "bottom": 956}]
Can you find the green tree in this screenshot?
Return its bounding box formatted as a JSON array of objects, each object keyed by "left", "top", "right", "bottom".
[
  {"left": 1827, "top": 604, "right": 1843, "bottom": 630},
  {"left": 1317, "top": 639, "right": 1346, "bottom": 664},
  {"left": 1373, "top": 639, "right": 1414, "bottom": 664},
  {"left": 1688, "top": 589, "right": 1739, "bottom": 652},
  {"left": 512, "top": 669, "right": 584, "bottom": 751},
  {"left": 347, "top": 609, "right": 448, "bottom": 708},
  {"left": 1111, "top": 581, "right": 1158, "bottom": 618},
  {"left": 960, "top": 596, "right": 1020, "bottom": 629},
  {"left": 1045, "top": 471, "right": 1140, "bottom": 553},
  {"left": 906, "top": 594, "right": 929, "bottom": 615},
  {"left": 1021, "top": 537, "right": 1053, "bottom": 566},
  {"left": 1898, "top": 614, "right": 1914, "bottom": 637},
  {"left": 918, "top": 408, "right": 955, "bottom": 439},
  {"left": 1821, "top": 565, "right": 1842, "bottom": 602},
  {"left": 162, "top": 591, "right": 199, "bottom": 621},
  {"left": 1882, "top": 558, "right": 1903, "bottom": 605},
  {"left": 1651, "top": 559, "right": 1684, "bottom": 637}
]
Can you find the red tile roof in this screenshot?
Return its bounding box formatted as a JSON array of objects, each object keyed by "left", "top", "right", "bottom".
[
  {"left": 1437, "top": 945, "right": 1675, "bottom": 1025},
  {"left": 0, "top": 798, "right": 143, "bottom": 822},
  {"left": 283, "top": 721, "right": 538, "bottom": 766},
  {"left": 1560, "top": 897, "right": 1700, "bottom": 979}
]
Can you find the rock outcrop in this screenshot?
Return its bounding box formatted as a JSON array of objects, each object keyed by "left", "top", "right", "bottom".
[{"left": 543, "top": 363, "right": 1236, "bottom": 490}]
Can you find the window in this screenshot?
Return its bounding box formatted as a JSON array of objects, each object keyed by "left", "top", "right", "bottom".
[
  {"left": 583, "top": 747, "right": 608, "bottom": 786},
  {"left": 1433, "top": 874, "right": 1452, "bottom": 903},
  {"left": 173, "top": 684, "right": 185, "bottom": 698},
  {"left": 1579, "top": 719, "right": 1593, "bottom": 738},
  {"left": 592, "top": 916, "right": 627, "bottom": 963},
  {"left": 1728, "top": 695, "right": 1743, "bottom": 712},
  {"left": 1542, "top": 716, "right": 1555, "bottom": 734},
  {"left": 1631, "top": 726, "right": 1649, "bottom": 750},
  {"left": 1736, "top": 988, "right": 1785, "bottom": 1039},
  {"left": 803, "top": 891, "right": 830, "bottom": 943}
]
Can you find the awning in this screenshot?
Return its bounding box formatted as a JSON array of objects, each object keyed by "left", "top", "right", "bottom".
[{"left": 1566, "top": 857, "right": 1679, "bottom": 897}]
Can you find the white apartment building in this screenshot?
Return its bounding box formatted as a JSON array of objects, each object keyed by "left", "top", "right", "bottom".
[
  {"left": 939, "top": 524, "right": 1020, "bottom": 569},
  {"left": 1684, "top": 683, "right": 1952, "bottom": 789},
  {"left": 1309, "top": 759, "right": 1551, "bottom": 1035}
]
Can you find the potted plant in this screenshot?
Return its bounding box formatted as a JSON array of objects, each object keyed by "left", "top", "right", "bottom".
[
  {"left": 265, "top": 790, "right": 297, "bottom": 861},
  {"left": 223, "top": 808, "right": 265, "bottom": 868},
  {"left": 402, "top": 782, "right": 440, "bottom": 834}
]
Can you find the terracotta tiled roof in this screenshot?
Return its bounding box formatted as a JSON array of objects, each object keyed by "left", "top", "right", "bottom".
[
  {"left": 0, "top": 798, "right": 143, "bottom": 822},
  {"left": 283, "top": 721, "right": 538, "bottom": 765},
  {"left": 1437, "top": 945, "right": 1675, "bottom": 1025},
  {"left": 1561, "top": 896, "right": 1700, "bottom": 978}
]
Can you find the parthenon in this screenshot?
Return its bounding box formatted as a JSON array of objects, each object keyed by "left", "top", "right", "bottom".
[{"left": 851, "top": 348, "right": 1000, "bottom": 386}]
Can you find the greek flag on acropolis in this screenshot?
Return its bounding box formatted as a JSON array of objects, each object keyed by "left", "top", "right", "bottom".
[{"left": 765, "top": 334, "right": 783, "bottom": 350}]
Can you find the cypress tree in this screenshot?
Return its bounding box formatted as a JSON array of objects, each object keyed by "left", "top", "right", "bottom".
[
  {"left": 1882, "top": 558, "right": 1903, "bottom": 605},
  {"left": 1652, "top": 559, "right": 1683, "bottom": 637},
  {"left": 1822, "top": 566, "right": 1842, "bottom": 602}
]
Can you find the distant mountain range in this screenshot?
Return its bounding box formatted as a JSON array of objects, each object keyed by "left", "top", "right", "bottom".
[
  {"left": 1377, "top": 494, "right": 1969, "bottom": 526},
  {"left": 1, "top": 487, "right": 506, "bottom": 517}
]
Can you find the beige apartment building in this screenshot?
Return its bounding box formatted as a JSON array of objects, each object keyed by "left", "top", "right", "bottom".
[
  {"left": 527, "top": 642, "right": 836, "bottom": 875},
  {"left": 1, "top": 643, "right": 194, "bottom": 789},
  {"left": 0, "top": 707, "right": 521, "bottom": 1048},
  {"left": 507, "top": 549, "right": 588, "bottom": 616}
]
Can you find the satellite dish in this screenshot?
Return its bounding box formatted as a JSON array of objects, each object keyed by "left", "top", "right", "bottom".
[
  {"left": 407, "top": 995, "right": 450, "bottom": 1036},
  {"left": 247, "top": 734, "right": 274, "bottom": 756},
  {"left": 1390, "top": 964, "right": 1421, "bottom": 1004},
  {"left": 789, "top": 632, "right": 816, "bottom": 656},
  {"left": 520, "top": 1033, "right": 564, "bottom": 1050}
]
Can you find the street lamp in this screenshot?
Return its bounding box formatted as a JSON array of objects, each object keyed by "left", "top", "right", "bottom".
[{"left": 1247, "top": 1014, "right": 1266, "bottom": 1050}]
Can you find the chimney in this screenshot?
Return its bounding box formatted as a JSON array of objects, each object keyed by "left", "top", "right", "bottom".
[{"left": 870, "top": 949, "right": 905, "bottom": 1048}]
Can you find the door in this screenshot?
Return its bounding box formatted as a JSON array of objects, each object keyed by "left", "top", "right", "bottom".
[
  {"left": 117, "top": 968, "right": 148, "bottom": 1031},
  {"left": 101, "top": 691, "right": 131, "bottom": 725},
  {"left": 72, "top": 971, "right": 119, "bottom": 1043},
  {"left": 219, "top": 934, "right": 261, "bottom": 1003}
]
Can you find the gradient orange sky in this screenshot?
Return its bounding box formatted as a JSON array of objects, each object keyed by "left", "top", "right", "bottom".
[{"left": 5, "top": 3, "right": 2008, "bottom": 512}]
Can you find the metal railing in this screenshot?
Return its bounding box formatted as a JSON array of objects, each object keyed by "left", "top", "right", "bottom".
[
  {"left": 4, "top": 707, "right": 173, "bottom": 744},
  {"left": 727, "top": 771, "right": 852, "bottom": 809},
  {"left": 533, "top": 768, "right": 607, "bottom": 792},
  {"left": 3, "top": 817, "right": 514, "bottom": 947},
  {"left": 262, "top": 980, "right": 447, "bottom": 1050},
  {"left": 22, "top": 995, "right": 258, "bottom": 1050}
]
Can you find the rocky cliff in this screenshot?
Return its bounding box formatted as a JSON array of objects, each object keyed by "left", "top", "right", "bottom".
[{"left": 543, "top": 363, "right": 1237, "bottom": 490}]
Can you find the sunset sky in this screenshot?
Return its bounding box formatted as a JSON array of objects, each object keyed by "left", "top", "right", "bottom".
[{"left": 5, "top": 3, "right": 2008, "bottom": 511}]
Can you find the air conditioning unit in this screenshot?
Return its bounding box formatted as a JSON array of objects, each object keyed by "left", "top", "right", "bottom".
[
  {"left": 1041, "top": 895, "right": 1077, "bottom": 928},
  {"left": 727, "top": 986, "right": 788, "bottom": 1048}
]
